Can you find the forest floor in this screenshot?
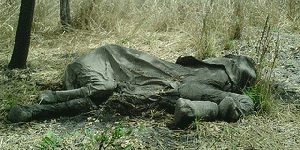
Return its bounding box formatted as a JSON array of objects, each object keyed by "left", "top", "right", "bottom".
[{"left": 1, "top": 28, "right": 300, "bottom": 149}]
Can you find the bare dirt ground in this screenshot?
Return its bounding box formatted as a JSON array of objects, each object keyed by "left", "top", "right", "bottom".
[{"left": 0, "top": 28, "right": 300, "bottom": 149}]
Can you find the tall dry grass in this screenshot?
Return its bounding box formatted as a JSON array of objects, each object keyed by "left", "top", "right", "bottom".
[{"left": 1, "top": 0, "right": 299, "bottom": 56}]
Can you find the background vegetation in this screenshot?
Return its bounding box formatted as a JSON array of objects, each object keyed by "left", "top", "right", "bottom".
[{"left": 0, "top": 0, "right": 300, "bottom": 149}]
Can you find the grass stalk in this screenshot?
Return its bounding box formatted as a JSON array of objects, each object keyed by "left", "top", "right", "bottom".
[{"left": 245, "top": 15, "right": 280, "bottom": 113}]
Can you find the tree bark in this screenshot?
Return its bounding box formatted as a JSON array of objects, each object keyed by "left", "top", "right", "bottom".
[
  {"left": 8, "top": 0, "right": 35, "bottom": 69},
  {"left": 60, "top": 0, "right": 72, "bottom": 30}
]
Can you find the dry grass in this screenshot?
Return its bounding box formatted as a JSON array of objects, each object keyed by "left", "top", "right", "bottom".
[{"left": 1, "top": 0, "right": 300, "bottom": 149}]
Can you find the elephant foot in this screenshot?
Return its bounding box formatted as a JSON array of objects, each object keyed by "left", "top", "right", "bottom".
[{"left": 8, "top": 105, "right": 32, "bottom": 123}]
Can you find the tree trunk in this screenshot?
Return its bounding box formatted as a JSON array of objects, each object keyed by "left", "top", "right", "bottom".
[
  {"left": 60, "top": 0, "right": 72, "bottom": 30},
  {"left": 8, "top": 0, "right": 35, "bottom": 69}
]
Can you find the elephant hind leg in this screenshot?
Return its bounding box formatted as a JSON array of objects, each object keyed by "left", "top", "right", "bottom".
[{"left": 8, "top": 98, "right": 92, "bottom": 123}]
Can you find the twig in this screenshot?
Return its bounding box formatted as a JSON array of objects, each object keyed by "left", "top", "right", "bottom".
[
  {"left": 155, "top": 137, "right": 166, "bottom": 150},
  {"left": 256, "top": 15, "right": 270, "bottom": 77},
  {"left": 257, "top": 15, "right": 270, "bottom": 56},
  {"left": 0, "top": 137, "right": 3, "bottom": 148},
  {"left": 271, "top": 32, "right": 280, "bottom": 69}
]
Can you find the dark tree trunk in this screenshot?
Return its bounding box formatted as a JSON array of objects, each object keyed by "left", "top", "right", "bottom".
[
  {"left": 60, "top": 0, "right": 72, "bottom": 30},
  {"left": 8, "top": 0, "right": 35, "bottom": 69}
]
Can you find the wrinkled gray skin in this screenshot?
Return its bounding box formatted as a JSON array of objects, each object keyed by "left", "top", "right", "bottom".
[
  {"left": 174, "top": 55, "right": 255, "bottom": 126},
  {"left": 8, "top": 45, "right": 256, "bottom": 126}
]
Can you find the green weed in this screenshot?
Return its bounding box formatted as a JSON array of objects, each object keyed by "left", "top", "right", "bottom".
[
  {"left": 245, "top": 15, "right": 279, "bottom": 113},
  {"left": 137, "top": 122, "right": 147, "bottom": 136},
  {"left": 2, "top": 93, "right": 16, "bottom": 110},
  {"left": 244, "top": 83, "right": 272, "bottom": 112},
  {"left": 34, "top": 130, "right": 62, "bottom": 150},
  {"left": 224, "top": 40, "right": 236, "bottom": 50},
  {"left": 83, "top": 122, "right": 134, "bottom": 149},
  {"left": 32, "top": 122, "right": 146, "bottom": 149}
]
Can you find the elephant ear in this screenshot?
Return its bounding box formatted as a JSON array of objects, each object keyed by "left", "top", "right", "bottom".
[
  {"left": 224, "top": 54, "right": 257, "bottom": 88},
  {"left": 176, "top": 56, "right": 201, "bottom": 66},
  {"left": 175, "top": 56, "right": 210, "bottom": 67}
]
